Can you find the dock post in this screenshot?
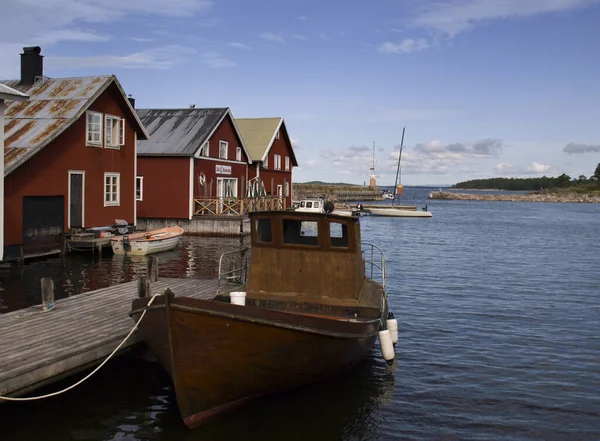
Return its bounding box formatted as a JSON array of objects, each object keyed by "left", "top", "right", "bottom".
[
  {"left": 41, "top": 277, "right": 55, "bottom": 311},
  {"left": 137, "top": 275, "right": 150, "bottom": 297},
  {"left": 147, "top": 256, "right": 159, "bottom": 282}
]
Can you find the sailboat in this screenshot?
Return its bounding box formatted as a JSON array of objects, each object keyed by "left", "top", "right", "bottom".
[{"left": 366, "top": 128, "right": 433, "bottom": 218}]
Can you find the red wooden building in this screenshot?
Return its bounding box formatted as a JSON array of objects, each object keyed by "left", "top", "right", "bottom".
[
  {"left": 1, "top": 46, "right": 148, "bottom": 260},
  {"left": 235, "top": 117, "right": 297, "bottom": 207},
  {"left": 136, "top": 107, "right": 251, "bottom": 220}
]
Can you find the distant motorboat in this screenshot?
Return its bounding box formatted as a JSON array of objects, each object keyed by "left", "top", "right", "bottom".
[
  {"left": 111, "top": 226, "right": 184, "bottom": 255},
  {"left": 367, "top": 207, "right": 432, "bottom": 218}
]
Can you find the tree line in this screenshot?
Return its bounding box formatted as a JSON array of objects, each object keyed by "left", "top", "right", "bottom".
[{"left": 453, "top": 163, "right": 600, "bottom": 190}]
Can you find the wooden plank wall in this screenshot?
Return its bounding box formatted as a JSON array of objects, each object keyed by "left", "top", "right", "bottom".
[{"left": 0, "top": 277, "right": 219, "bottom": 399}]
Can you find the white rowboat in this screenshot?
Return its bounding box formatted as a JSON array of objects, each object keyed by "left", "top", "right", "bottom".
[{"left": 111, "top": 226, "right": 184, "bottom": 255}]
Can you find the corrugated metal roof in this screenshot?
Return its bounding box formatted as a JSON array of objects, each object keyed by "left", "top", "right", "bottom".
[
  {"left": 0, "top": 83, "right": 29, "bottom": 101},
  {"left": 136, "top": 108, "right": 229, "bottom": 156},
  {"left": 235, "top": 117, "right": 282, "bottom": 161},
  {"left": 2, "top": 75, "right": 149, "bottom": 176}
]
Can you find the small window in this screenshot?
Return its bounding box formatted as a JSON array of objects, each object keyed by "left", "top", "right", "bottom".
[
  {"left": 105, "top": 115, "right": 122, "bottom": 149},
  {"left": 236, "top": 147, "right": 242, "bottom": 161},
  {"left": 86, "top": 111, "right": 102, "bottom": 146},
  {"left": 274, "top": 154, "right": 281, "bottom": 170},
  {"left": 104, "top": 173, "right": 120, "bottom": 206},
  {"left": 330, "top": 222, "right": 349, "bottom": 248},
  {"left": 284, "top": 181, "right": 289, "bottom": 197},
  {"left": 264, "top": 155, "right": 268, "bottom": 168},
  {"left": 275, "top": 131, "right": 280, "bottom": 139},
  {"left": 277, "top": 185, "right": 283, "bottom": 196},
  {"left": 300, "top": 201, "right": 305, "bottom": 207},
  {"left": 306, "top": 201, "right": 312, "bottom": 208},
  {"left": 199, "top": 141, "right": 209, "bottom": 157},
  {"left": 255, "top": 218, "right": 272, "bottom": 243},
  {"left": 219, "top": 141, "right": 228, "bottom": 159},
  {"left": 136, "top": 176, "right": 143, "bottom": 201},
  {"left": 283, "top": 219, "right": 319, "bottom": 246},
  {"left": 285, "top": 156, "right": 290, "bottom": 171}
]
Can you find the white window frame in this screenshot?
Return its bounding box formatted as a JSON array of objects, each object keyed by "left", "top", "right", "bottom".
[
  {"left": 198, "top": 141, "right": 209, "bottom": 157},
  {"left": 136, "top": 176, "right": 144, "bottom": 201},
  {"left": 219, "top": 140, "right": 228, "bottom": 160},
  {"left": 105, "top": 114, "right": 123, "bottom": 149},
  {"left": 104, "top": 172, "right": 120, "bottom": 207},
  {"left": 276, "top": 131, "right": 280, "bottom": 139},
  {"left": 274, "top": 154, "right": 281, "bottom": 170},
  {"left": 284, "top": 181, "right": 289, "bottom": 197},
  {"left": 285, "top": 156, "right": 290, "bottom": 171},
  {"left": 236, "top": 147, "right": 242, "bottom": 162},
  {"left": 86, "top": 111, "right": 103, "bottom": 147},
  {"left": 264, "top": 155, "right": 269, "bottom": 169},
  {"left": 277, "top": 184, "right": 283, "bottom": 196}
]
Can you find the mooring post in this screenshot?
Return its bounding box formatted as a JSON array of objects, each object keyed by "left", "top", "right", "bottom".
[
  {"left": 147, "top": 255, "right": 159, "bottom": 282},
  {"left": 41, "top": 277, "right": 55, "bottom": 312},
  {"left": 137, "top": 275, "right": 150, "bottom": 298}
]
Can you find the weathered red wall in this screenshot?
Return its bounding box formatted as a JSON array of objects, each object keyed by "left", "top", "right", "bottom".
[
  {"left": 194, "top": 113, "right": 249, "bottom": 198},
  {"left": 247, "top": 124, "right": 294, "bottom": 206},
  {"left": 4, "top": 83, "right": 136, "bottom": 246},
  {"left": 137, "top": 157, "right": 191, "bottom": 219}
]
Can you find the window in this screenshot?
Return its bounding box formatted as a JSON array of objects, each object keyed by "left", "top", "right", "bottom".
[
  {"left": 285, "top": 156, "right": 290, "bottom": 171},
  {"left": 219, "top": 141, "right": 228, "bottom": 159},
  {"left": 283, "top": 219, "right": 319, "bottom": 246},
  {"left": 236, "top": 147, "right": 242, "bottom": 161},
  {"left": 274, "top": 154, "right": 281, "bottom": 170},
  {"left": 255, "top": 218, "right": 272, "bottom": 243},
  {"left": 198, "top": 141, "right": 209, "bottom": 157},
  {"left": 275, "top": 131, "right": 280, "bottom": 139},
  {"left": 105, "top": 115, "right": 123, "bottom": 148},
  {"left": 136, "top": 176, "right": 143, "bottom": 201},
  {"left": 86, "top": 111, "right": 102, "bottom": 146},
  {"left": 330, "top": 222, "right": 349, "bottom": 248},
  {"left": 104, "top": 173, "right": 120, "bottom": 206},
  {"left": 284, "top": 181, "right": 289, "bottom": 197},
  {"left": 264, "top": 155, "right": 268, "bottom": 168},
  {"left": 277, "top": 185, "right": 283, "bottom": 196}
]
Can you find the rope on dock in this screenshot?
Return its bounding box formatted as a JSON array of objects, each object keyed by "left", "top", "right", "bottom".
[{"left": 0, "top": 293, "right": 159, "bottom": 402}]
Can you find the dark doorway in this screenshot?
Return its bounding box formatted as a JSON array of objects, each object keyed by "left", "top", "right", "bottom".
[
  {"left": 22, "top": 196, "right": 64, "bottom": 257},
  {"left": 69, "top": 172, "right": 84, "bottom": 228}
]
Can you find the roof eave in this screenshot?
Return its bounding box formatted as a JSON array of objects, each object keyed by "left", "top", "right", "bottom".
[
  {"left": 0, "top": 93, "right": 28, "bottom": 102},
  {"left": 260, "top": 117, "right": 284, "bottom": 162}
]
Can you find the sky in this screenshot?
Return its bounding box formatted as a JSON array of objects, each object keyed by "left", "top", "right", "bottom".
[{"left": 1, "top": 0, "right": 600, "bottom": 186}]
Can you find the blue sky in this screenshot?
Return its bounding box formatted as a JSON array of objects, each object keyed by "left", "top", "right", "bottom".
[{"left": 2, "top": 0, "right": 600, "bottom": 186}]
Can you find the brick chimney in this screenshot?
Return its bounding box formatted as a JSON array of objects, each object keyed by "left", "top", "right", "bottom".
[{"left": 20, "top": 46, "right": 43, "bottom": 85}]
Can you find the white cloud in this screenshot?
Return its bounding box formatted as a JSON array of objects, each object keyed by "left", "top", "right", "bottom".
[
  {"left": 228, "top": 42, "right": 251, "bottom": 50},
  {"left": 378, "top": 38, "right": 429, "bottom": 54},
  {"left": 411, "top": 0, "right": 599, "bottom": 37},
  {"left": 563, "top": 142, "right": 600, "bottom": 154},
  {"left": 292, "top": 34, "right": 309, "bottom": 41},
  {"left": 494, "top": 161, "right": 553, "bottom": 175},
  {"left": 202, "top": 50, "right": 236, "bottom": 68},
  {"left": 130, "top": 37, "right": 154, "bottom": 42},
  {"left": 48, "top": 45, "right": 197, "bottom": 70},
  {"left": 38, "top": 29, "right": 111, "bottom": 44},
  {"left": 259, "top": 32, "right": 285, "bottom": 44},
  {"left": 290, "top": 137, "right": 301, "bottom": 149},
  {"left": 305, "top": 159, "right": 318, "bottom": 168}
]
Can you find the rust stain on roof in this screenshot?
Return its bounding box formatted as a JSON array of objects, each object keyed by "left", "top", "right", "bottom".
[
  {"left": 5, "top": 101, "right": 28, "bottom": 118},
  {"left": 5, "top": 119, "right": 19, "bottom": 132},
  {"left": 49, "top": 99, "right": 80, "bottom": 117},
  {"left": 48, "top": 78, "right": 82, "bottom": 98},
  {"left": 81, "top": 76, "right": 107, "bottom": 95},
  {"left": 33, "top": 79, "right": 52, "bottom": 96},
  {"left": 4, "top": 147, "right": 27, "bottom": 166},
  {"left": 5, "top": 121, "right": 36, "bottom": 147},
  {"left": 31, "top": 120, "right": 67, "bottom": 145},
  {"left": 22, "top": 100, "right": 49, "bottom": 117}
]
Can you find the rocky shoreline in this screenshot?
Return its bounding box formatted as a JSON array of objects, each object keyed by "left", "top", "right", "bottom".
[{"left": 429, "top": 190, "right": 600, "bottom": 204}]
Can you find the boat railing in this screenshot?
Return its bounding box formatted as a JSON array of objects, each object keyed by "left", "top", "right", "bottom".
[
  {"left": 361, "top": 242, "right": 386, "bottom": 288},
  {"left": 217, "top": 247, "right": 252, "bottom": 294}
]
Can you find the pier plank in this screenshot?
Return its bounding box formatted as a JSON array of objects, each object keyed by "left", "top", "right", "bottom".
[{"left": 0, "top": 277, "right": 223, "bottom": 398}]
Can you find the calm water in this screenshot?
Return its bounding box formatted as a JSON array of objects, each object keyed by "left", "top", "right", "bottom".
[{"left": 1, "top": 188, "right": 599, "bottom": 440}]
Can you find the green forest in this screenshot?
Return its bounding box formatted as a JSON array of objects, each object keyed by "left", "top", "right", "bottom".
[{"left": 453, "top": 163, "right": 600, "bottom": 191}]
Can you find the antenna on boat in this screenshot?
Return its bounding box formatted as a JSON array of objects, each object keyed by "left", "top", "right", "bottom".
[{"left": 392, "top": 127, "right": 405, "bottom": 208}]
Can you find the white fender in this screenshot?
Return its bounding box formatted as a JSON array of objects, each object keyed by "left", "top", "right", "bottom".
[{"left": 378, "top": 329, "right": 395, "bottom": 364}]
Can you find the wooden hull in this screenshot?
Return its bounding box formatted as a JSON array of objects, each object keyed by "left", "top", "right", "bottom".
[
  {"left": 368, "top": 207, "right": 433, "bottom": 217},
  {"left": 131, "top": 294, "right": 381, "bottom": 428},
  {"left": 111, "top": 226, "right": 183, "bottom": 255}
]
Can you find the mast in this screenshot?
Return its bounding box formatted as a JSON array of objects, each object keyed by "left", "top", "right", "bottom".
[{"left": 392, "top": 127, "right": 405, "bottom": 208}]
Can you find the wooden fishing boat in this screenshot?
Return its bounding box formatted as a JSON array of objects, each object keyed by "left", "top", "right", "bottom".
[
  {"left": 129, "top": 210, "right": 397, "bottom": 429},
  {"left": 111, "top": 226, "right": 184, "bottom": 255}
]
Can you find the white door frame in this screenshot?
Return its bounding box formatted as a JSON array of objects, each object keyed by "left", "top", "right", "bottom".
[
  {"left": 217, "top": 177, "right": 238, "bottom": 214},
  {"left": 68, "top": 170, "right": 85, "bottom": 229}
]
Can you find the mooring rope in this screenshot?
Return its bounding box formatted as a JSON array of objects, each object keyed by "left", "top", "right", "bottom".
[{"left": 0, "top": 294, "right": 159, "bottom": 402}]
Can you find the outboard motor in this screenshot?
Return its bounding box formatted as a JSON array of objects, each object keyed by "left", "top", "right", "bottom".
[{"left": 122, "top": 236, "right": 131, "bottom": 252}]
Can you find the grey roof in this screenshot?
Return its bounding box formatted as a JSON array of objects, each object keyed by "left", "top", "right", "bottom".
[
  {"left": 2, "top": 75, "right": 149, "bottom": 176},
  {"left": 0, "top": 83, "right": 29, "bottom": 101},
  {"left": 136, "top": 108, "right": 229, "bottom": 156}
]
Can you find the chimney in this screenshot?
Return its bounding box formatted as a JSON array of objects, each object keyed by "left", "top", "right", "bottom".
[
  {"left": 127, "top": 94, "right": 136, "bottom": 109},
  {"left": 20, "top": 46, "right": 43, "bottom": 85}
]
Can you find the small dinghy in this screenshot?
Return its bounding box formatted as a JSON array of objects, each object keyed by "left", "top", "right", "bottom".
[{"left": 111, "top": 226, "right": 184, "bottom": 255}]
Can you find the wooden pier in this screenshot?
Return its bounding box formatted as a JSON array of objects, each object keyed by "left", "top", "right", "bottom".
[{"left": 0, "top": 276, "right": 219, "bottom": 399}]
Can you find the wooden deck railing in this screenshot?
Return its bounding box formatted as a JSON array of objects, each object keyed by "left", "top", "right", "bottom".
[{"left": 193, "top": 197, "right": 286, "bottom": 216}]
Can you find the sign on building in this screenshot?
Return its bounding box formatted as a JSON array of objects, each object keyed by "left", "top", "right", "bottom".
[{"left": 215, "top": 164, "right": 232, "bottom": 175}]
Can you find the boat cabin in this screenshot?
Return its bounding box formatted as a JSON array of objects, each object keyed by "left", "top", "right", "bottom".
[{"left": 245, "top": 211, "right": 369, "bottom": 305}]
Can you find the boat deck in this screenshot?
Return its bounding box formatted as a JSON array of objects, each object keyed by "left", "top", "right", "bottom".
[{"left": 0, "top": 277, "right": 219, "bottom": 399}]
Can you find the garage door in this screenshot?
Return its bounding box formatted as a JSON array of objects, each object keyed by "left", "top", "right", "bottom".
[{"left": 22, "top": 196, "right": 64, "bottom": 257}]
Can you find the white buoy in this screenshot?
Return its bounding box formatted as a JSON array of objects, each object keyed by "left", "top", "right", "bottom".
[
  {"left": 230, "top": 291, "right": 246, "bottom": 306},
  {"left": 378, "top": 329, "right": 395, "bottom": 364},
  {"left": 387, "top": 317, "right": 398, "bottom": 345}
]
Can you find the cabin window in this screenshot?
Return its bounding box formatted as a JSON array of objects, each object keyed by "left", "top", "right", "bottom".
[
  {"left": 285, "top": 156, "right": 290, "bottom": 171},
  {"left": 104, "top": 173, "right": 120, "bottom": 206},
  {"left": 136, "top": 176, "right": 143, "bottom": 201},
  {"left": 283, "top": 219, "right": 319, "bottom": 246},
  {"left": 219, "top": 141, "right": 228, "bottom": 159},
  {"left": 236, "top": 147, "right": 242, "bottom": 161},
  {"left": 329, "top": 222, "right": 349, "bottom": 248},
  {"left": 105, "top": 115, "right": 123, "bottom": 149},
  {"left": 86, "top": 111, "right": 103, "bottom": 147},
  {"left": 255, "top": 218, "right": 272, "bottom": 243}
]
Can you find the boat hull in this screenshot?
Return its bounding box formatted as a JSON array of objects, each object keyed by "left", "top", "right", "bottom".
[
  {"left": 131, "top": 295, "right": 380, "bottom": 428},
  {"left": 368, "top": 207, "right": 432, "bottom": 217},
  {"left": 111, "top": 226, "right": 184, "bottom": 255}
]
